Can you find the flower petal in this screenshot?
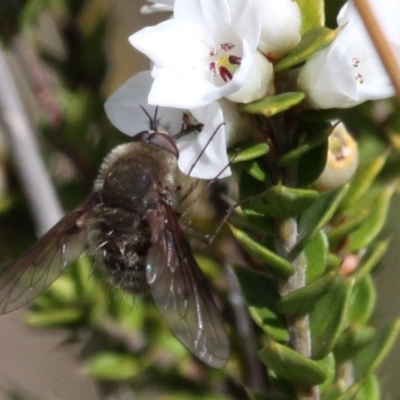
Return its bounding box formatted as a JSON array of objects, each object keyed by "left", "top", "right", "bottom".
[
  {"left": 104, "top": 71, "right": 183, "bottom": 135},
  {"left": 174, "top": 0, "right": 231, "bottom": 39},
  {"left": 177, "top": 102, "right": 231, "bottom": 179},
  {"left": 298, "top": 44, "right": 359, "bottom": 109},
  {"left": 129, "top": 19, "right": 208, "bottom": 75},
  {"left": 226, "top": 50, "right": 273, "bottom": 103},
  {"left": 149, "top": 39, "right": 253, "bottom": 108},
  {"left": 149, "top": 66, "right": 220, "bottom": 108},
  {"left": 231, "top": 0, "right": 262, "bottom": 50}
]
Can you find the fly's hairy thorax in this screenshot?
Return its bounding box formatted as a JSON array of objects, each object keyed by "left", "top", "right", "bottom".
[{"left": 87, "top": 141, "right": 177, "bottom": 294}]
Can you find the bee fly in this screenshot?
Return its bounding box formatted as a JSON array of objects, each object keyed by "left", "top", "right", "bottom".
[{"left": 0, "top": 128, "right": 229, "bottom": 368}]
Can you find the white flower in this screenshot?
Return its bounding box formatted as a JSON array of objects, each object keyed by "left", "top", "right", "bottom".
[
  {"left": 130, "top": 0, "right": 273, "bottom": 108},
  {"left": 298, "top": 0, "right": 400, "bottom": 109},
  {"left": 141, "top": 0, "right": 174, "bottom": 14},
  {"left": 257, "top": 0, "right": 302, "bottom": 61},
  {"left": 104, "top": 71, "right": 232, "bottom": 179}
]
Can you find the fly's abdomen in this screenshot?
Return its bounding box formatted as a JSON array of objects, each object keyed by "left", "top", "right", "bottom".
[{"left": 88, "top": 206, "right": 152, "bottom": 295}]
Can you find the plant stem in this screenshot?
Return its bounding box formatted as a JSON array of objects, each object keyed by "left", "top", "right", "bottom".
[
  {"left": 354, "top": 0, "right": 400, "bottom": 107},
  {"left": 225, "top": 263, "right": 266, "bottom": 393},
  {"left": 276, "top": 218, "right": 320, "bottom": 400},
  {"left": 0, "top": 46, "right": 64, "bottom": 234}
]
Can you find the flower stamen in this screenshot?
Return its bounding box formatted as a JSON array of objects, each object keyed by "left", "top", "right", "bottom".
[
  {"left": 220, "top": 66, "right": 233, "bottom": 82},
  {"left": 352, "top": 57, "right": 360, "bottom": 67},
  {"left": 228, "top": 55, "right": 242, "bottom": 65},
  {"left": 208, "top": 42, "right": 241, "bottom": 84},
  {"left": 220, "top": 43, "right": 235, "bottom": 52},
  {"left": 355, "top": 73, "right": 364, "bottom": 84}
]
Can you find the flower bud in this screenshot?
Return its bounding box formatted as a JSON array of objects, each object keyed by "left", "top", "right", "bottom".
[
  {"left": 258, "top": 0, "right": 301, "bottom": 61},
  {"left": 340, "top": 253, "right": 361, "bottom": 277},
  {"left": 313, "top": 123, "right": 359, "bottom": 192}
]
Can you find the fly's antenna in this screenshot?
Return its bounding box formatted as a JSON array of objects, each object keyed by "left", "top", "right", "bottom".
[
  {"left": 153, "top": 106, "right": 159, "bottom": 129},
  {"left": 139, "top": 105, "right": 159, "bottom": 131}
]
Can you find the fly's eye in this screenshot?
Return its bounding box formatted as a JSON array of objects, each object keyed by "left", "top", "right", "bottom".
[{"left": 147, "top": 133, "right": 179, "bottom": 158}]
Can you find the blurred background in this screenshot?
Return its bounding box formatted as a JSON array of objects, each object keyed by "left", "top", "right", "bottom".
[{"left": 0, "top": 0, "right": 400, "bottom": 399}]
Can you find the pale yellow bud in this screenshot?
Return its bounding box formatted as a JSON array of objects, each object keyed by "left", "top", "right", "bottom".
[{"left": 313, "top": 123, "right": 359, "bottom": 192}]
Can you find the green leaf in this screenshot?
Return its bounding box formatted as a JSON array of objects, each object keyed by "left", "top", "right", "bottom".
[
  {"left": 33, "top": 275, "right": 78, "bottom": 308},
  {"left": 231, "top": 142, "right": 269, "bottom": 163},
  {"left": 334, "top": 325, "right": 376, "bottom": 363},
  {"left": 318, "top": 353, "right": 336, "bottom": 393},
  {"left": 242, "top": 209, "right": 274, "bottom": 235},
  {"left": 297, "top": 185, "right": 349, "bottom": 253},
  {"left": 339, "top": 152, "right": 389, "bottom": 212},
  {"left": 355, "top": 236, "right": 392, "bottom": 282},
  {"left": 347, "top": 182, "right": 396, "bottom": 251},
  {"left": 25, "top": 308, "right": 83, "bottom": 327},
  {"left": 327, "top": 210, "right": 370, "bottom": 244},
  {"left": 255, "top": 185, "right": 319, "bottom": 219},
  {"left": 47, "top": 276, "right": 79, "bottom": 303},
  {"left": 335, "top": 380, "right": 363, "bottom": 400},
  {"left": 229, "top": 224, "right": 295, "bottom": 278},
  {"left": 235, "top": 267, "right": 288, "bottom": 341},
  {"left": 327, "top": 253, "right": 341, "bottom": 270},
  {"left": 276, "top": 27, "right": 337, "bottom": 71},
  {"left": 337, "top": 375, "right": 380, "bottom": 400},
  {"left": 70, "top": 255, "right": 97, "bottom": 296},
  {"left": 287, "top": 119, "right": 333, "bottom": 188},
  {"left": 241, "top": 160, "right": 269, "bottom": 182},
  {"left": 86, "top": 352, "right": 139, "bottom": 380},
  {"left": 245, "top": 388, "right": 290, "bottom": 400},
  {"left": 113, "top": 295, "right": 146, "bottom": 330},
  {"left": 305, "top": 230, "right": 329, "bottom": 283},
  {"left": 240, "top": 92, "right": 305, "bottom": 117},
  {"left": 297, "top": 0, "right": 325, "bottom": 33},
  {"left": 321, "top": 386, "right": 344, "bottom": 400},
  {"left": 258, "top": 338, "right": 326, "bottom": 386},
  {"left": 278, "top": 124, "right": 333, "bottom": 167},
  {"left": 354, "top": 374, "right": 380, "bottom": 400},
  {"left": 267, "top": 370, "right": 296, "bottom": 397},
  {"left": 310, "top": 278, "right": 354, "bottom": 359},
  {"left": 348, "top": 276, "right": 376, "bottom": 326},
  {"left": 297, "top": 138, "right": 328, "bottom": 187},
  {"left": 354, "top": 320, "right": 400, "bottom": 376},
  {"left": 277, "top": 269, "right": 337, "bottom": 315}
]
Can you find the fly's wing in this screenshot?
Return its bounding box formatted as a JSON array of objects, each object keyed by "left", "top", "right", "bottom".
[
  {"left": 146, "top": 205, "right": 229, "bottom": 368},
  {"left": 0, "top": 200, "right": 93, "bottom": 314}
]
